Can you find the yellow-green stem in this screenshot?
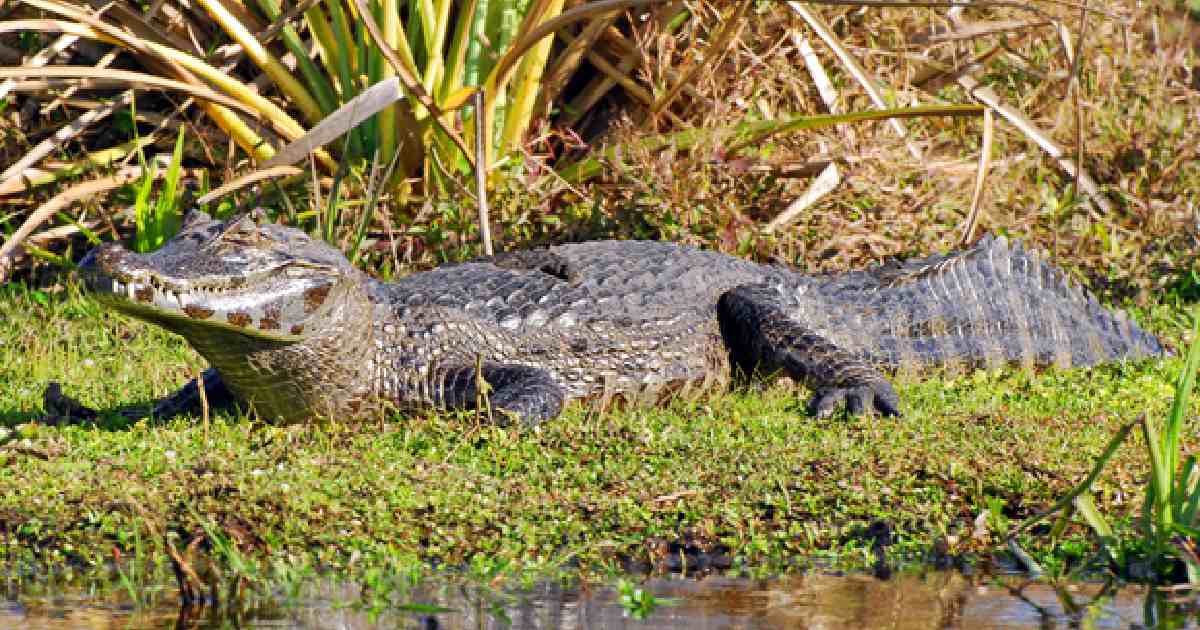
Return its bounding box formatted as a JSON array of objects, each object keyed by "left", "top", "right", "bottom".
[{"left": 193, "top": 0, "right": 325, "bottom": 125}]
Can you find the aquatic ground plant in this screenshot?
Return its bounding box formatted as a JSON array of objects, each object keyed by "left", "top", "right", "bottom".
[{"left": 1011, "top": 308, "right": 1200, "bottom": 583}]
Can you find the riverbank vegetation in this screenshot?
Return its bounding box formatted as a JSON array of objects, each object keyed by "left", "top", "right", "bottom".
[{"left": 0, "top": 0, "right": 1198, "bottom": 593}]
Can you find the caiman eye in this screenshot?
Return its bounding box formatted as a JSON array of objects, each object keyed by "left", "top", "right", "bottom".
[{"left": 218, "top": 214, "right": 262, "bottom": 245}]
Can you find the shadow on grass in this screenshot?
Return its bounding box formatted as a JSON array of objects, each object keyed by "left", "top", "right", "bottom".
[
  {"left": 0, "top": 394, "right": 240, "bottom": 432},
  {"left": 0, "top": 407, "right": 45, "bottom": 426},
  {"left": 0, "top": 402, "right": 153, "bottom": 431}
]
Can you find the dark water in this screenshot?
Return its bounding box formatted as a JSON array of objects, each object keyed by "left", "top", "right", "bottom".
[{"left": 4, "top": 571, "right": 1198, "bottom": 629}]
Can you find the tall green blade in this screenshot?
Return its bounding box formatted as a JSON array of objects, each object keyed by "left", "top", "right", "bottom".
[
  {"left": 150, "top": 126, "right": 186, "bottom": 249},
  {"left": 1009, "top": 417, "right": 1138, "bottom": 537},
  {"left": 1166, "top": 311, "right": 1200, "bottom": 494},
  {"left": 304, "top": 4, "right": 341, "bottom": 83},
  {"left": 133, "top": 164, "right": 155, "bottom": 254},
  {"left": 462, "top": 0, "right": 491, "bottom": 90},
  {"left": 255, "top": 0, "right": 338, "bottom": 114},
  {"left": 1075, "top": 492, "right": 1122, "bottom": 567},
  {"left": 420, "top": 0, "right": 452, "bottom": 95},
  {"left": 1143, "top": 414, "right": 1175, "bottom": 539},
  {"left": 378, "top": 0, "right": 401, "bottom": 165},
  {"left": 1181, "top": 455, "right": 1200, "bottom": 526},
  {"left": 440, "top": 0, "right": 477, "bottom": 102}
]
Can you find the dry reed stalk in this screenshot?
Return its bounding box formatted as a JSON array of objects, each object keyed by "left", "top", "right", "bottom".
[
  {"left": 25, "top": 217, "right": 109, "bottom": 248},
  {"left": 195, "top": 166, "right": 305, "bottom": 205},
  {"left": 650, "top": 0, "right": 750, "bottom": 117},
  {"left": 949, "top": 49, "right": 1113, "bottom": 214},
  {"left": 910, "top": 19, "right": 1052, "bottom": 44},
  {"left": 40, "top": 46, "right": 121, "bottom": 115},
  {"left": 0, "top": 66, "right": 260, "bottom": 114},
  {"left": 555, "top": 30, "right": 685, "bottom": 128},
  {"left": 560, "top": 2, "right": 684, "bottom": 127},
  {"left": 4, "top": 10, "right": 297, "bottom": 158},
  {"left": 0, "top": 32, "right": 78, "bottom": 102},
  {"left": 792, "top": 31, "right": 854, "bottom": 146},
  {"left": 911, "top": 44, "right": 1002, "bottom": 91},
  {"left": 800, "top": 0, "right": 1121, "bottom": 23},
  {"left": 483, "top": 0, "right": 677, "bottom": 118},
  {"left": 537, "top": 8, "right": 620, "bottom": 117},
  {"left": 972, "top": 87, "right": 1110, "bottom": 212},
  {"left": 0, "top": 136, "right": 157, "bottom": 195},
  {"left": 960, "top": 107, "right": 994, "bottom": 246},
  {"left": 0, "top": 169, "right": 51, "bottom": 195},
  {"left": 788, "top": 1, "right": 923, "bottom": 161},
  {"left": 767, "top": 161, "right": 841, "bottom": 231},
  {"left": 31, "top": 0, "right": 305, "bottom": 129},
  {"left": 0, "top": 90, "right": 134, "bottom": 196},
  {"left": 596, "top": 24, "right": 710, "bottom": 106},
  {"left": 474, "top": 89, "right": 494, "bottom": 256}
]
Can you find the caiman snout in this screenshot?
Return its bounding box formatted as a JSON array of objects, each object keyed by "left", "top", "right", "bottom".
[
  {"left": 78, "top": 242, "right": 133, "bottom": 274},
  {"left": 76, "top": 242, "right": 141, "bottom": 293}
]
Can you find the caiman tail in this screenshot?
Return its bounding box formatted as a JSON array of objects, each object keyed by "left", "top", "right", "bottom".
[{"left": 845, "top": 234, "right": 1165, "bottom": 373}]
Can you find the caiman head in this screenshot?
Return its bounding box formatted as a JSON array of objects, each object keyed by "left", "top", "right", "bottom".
[
  {"left": 79, "top": 209, "right": 379, "bottom": 423},
  {"left": 79, "top": 209, "right": 366, "bottom": 341}
]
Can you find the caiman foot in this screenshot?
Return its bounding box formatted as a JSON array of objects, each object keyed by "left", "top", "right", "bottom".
[
  {"left": 438, "top": 363, "right": 566, "bottom": 427},
  {"left": 42, "top": 382, "right": 156, "bottom": 423},
  {"left": 489, "top": 375, "right": 565, "bottom": 427},
  {"left": 807, "top": 379, "right": 901, "bottom": 418},
  {"left": 718, "top": 283, "right": 904, "bottom": 419},
  {"left": 40, "top": 368, "right": 233, "bottom": 423},
  {"left": 42, "top": 381, "right": 99, "bottom": 422}
]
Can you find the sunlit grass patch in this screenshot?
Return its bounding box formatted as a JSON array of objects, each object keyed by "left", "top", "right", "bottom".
[{"left": 0, "top": 284, "right": 1193, "bottom": 582}]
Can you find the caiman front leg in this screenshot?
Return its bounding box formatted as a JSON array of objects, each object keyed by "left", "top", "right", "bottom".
[
  {"left": 43, "top": 367, "right": 237, "bottom": 422},
  {"left": 718, "top": 284, "right": 901, "bottom": 417},
  {"left": 431, "top": 363, "right": 565, "bottom": 426}
]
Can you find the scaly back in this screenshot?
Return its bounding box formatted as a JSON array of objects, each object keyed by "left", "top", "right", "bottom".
[{"left": 809, "top": 234, "right": 1163, "bottom": 373}]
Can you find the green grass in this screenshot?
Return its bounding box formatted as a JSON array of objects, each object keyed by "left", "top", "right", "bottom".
[
  {"left": 0, "top": 282, "right": 1195, "bottom": 584},
  {"left": 1007, "top": 309, "right": 1200, "bottom": 584},
  {"left": 131, "top": 126, "right": 186, "bottom": 254}
]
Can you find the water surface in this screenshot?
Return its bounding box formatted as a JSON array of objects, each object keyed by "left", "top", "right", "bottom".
[{"left": 4, "top": 570, "right": 1197, "bottom": 629}]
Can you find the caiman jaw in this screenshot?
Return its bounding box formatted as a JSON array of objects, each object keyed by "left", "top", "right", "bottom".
[{"left": 79, "top": 242, "right": 330, "bottom": 342}]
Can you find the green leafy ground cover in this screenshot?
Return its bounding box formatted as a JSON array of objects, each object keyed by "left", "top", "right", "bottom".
[
  {"left": 0, "top": 280, "right": 1195, "bottom": 582},
  {"left": 0, "top": 0, "right": 1195, "bottom": 606}
]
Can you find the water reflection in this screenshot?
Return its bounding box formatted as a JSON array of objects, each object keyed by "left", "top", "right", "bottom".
[{"left": 4, "top": 571, "right": 1198, "bottom": 629}]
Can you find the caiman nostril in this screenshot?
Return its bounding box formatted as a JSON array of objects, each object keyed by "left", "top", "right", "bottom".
[
  {"left": 78, "top": 248, "right": 99, "bottom": 271},
  {"left": 77, "top": 242, "right": 128, "bottom": 275}
]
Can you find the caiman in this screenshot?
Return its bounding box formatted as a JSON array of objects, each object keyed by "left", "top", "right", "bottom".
[{"left": 47, "top": 209, "right": 1164, "bottom": 425}]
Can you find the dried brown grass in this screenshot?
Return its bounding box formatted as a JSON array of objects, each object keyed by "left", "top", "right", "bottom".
[
  {"left": 1, "top": 0, "right": 1197, "bottom": 304},
  {"left": 510, "top": 0, "right": 1199, "bottom": 304}
]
